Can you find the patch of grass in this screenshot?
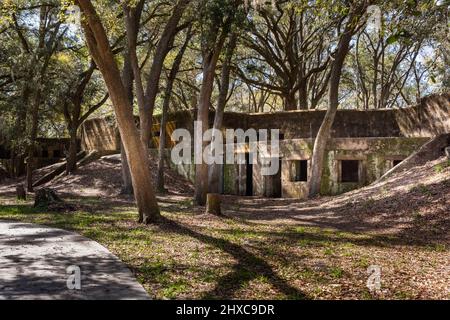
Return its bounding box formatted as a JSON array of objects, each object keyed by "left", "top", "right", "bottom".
[
  {"left": 329, "top": 267, "right": 344, "bottom": 279},
  {"left": 433, "top": 160, "right": 450, "bottom": 173},
  {"left": 299, "top": 267, "right": 316, "bottom": 280},
  {"left": 298, "top": 238, "right": 312, "bottom": 247},
  {"left": 355, "top": 257, "right": 370, "bottom": 268},
  {"left": 220, "top": 228, "right": 260, "bottom": 242},
  {"left": 361, "top": 289, "right": 376, "bottom": 300},
  {"left": 178, "top": 198, "right": 193, "bottom": 208},
  {"left": 323, "top": 247, "right": 335, "bottom": 256},
  {"left": 162, "top": 280, "right": 188, "bottom": 299},
  {"left": 137, "top": 260, "right": 168, "bottom": 282},
  {"left": 191, "top": 246, "right": 200, "bottom": 260},
  {"left": 410, "top": 184, "right": 432, "bottom": 196},
  {"left": 1, "top": 194, "right": 448, "bottom": 300},
  {"left": 428, "top": 243, "right": 447, "bottom": 252},
  {"left": 196, "top": 268, "right": 218, "bottom": 283},
  {"left": 394, "top": 290, "right": 414, "bottom": 300},
  {"left": 295, "top": 226, "right": 305, "bottom": 234}
]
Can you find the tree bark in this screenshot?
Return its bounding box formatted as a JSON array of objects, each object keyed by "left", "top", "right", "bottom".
[
  {"left": 76, "top": 0, "right": 160, "bottom": 223},
  {"left": 26, "top": 89, "right": 41, "bottom": 192},
  {"left": 298, "top": 81, "right": 308, "bottom": 110},
  {"left": 194, "top": 53, "right": 215, "bottom": 205},
  {"left": 16, "top": 185, "right": 26, "bottom": 201},
  {"left": 308, "top": 3, "right": 369, "bottom": 197},
  {"left": 283, "top": 91, "right": 297, "bottom": 111},
  {"left": 66, "top": 126, "right": 78, "bottom": 174},
  {"left": 194, "top": 25, "right": 228, "bottom": 205},
  {"left": 140, "top": 0, "right": 191, "bottom": 147},
  {"left": 120, "top": 141, "right": 133, "bottom": 194},
  {"left": 120, "top": 50, "right": 135, "bottom": 194},
  {"left": 156, "top": 28, "right": 192, "bottom": 192},
  {"left": 206, "top": 193, "right": 221, "bottom": 215},
  {"left": 208, "top": 32, "right": 237, "bottom": 194}
]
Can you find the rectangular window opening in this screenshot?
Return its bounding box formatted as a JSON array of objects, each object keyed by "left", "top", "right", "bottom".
[
  {"left": 53, "top": 150, "right": 62, "bottom": 158},
  {"left": 341, "top": 160, "right": 360, "bottom": 183},
  {"left": 393, "top": 159, "right": 403, "bottom": 167},
  {"left": 292, "top": 160, "right": 308, "bottom": 182}
]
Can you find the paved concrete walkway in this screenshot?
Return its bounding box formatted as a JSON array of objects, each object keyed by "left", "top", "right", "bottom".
[{"left": 0, "top": 221, "right": 150, "bottom": 300}]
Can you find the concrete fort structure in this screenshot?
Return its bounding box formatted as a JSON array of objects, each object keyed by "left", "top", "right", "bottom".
[
  {"left": 0, "top": 138, "right": 80, "bottom": 178},
  {"left": 80, "top": 93, "right": 450, "bottom": 199}
]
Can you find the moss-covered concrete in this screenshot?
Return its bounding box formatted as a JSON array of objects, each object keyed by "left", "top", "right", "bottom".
[{"left": 278, "top": 137, "right": 429, "bottom": 198}]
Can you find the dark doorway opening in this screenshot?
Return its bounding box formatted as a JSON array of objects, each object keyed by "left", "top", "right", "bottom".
[
  {"left": 341, "top": 160, "right": 360, "bottom": 183},
  {"left": 393, "top": 159, "right": 403, "bottom": 167},
  {"left": 273, "top": 158, "right": 282, "bottom": 197},
  {"left": 53, "top": 150, "right": 62, "bottom": 158},
  {"left": 264, "top": 158, "right": 282, "bottom": 198},
  {"left": 293, "top": 160, "right": 308, "bottom": 182},
  {"left": 245, "top": 153, "right": 253, "bottom": 196}
]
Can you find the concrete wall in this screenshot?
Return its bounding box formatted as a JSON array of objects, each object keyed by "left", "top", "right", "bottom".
[
  {"left": 78, "top": 93, "right": 448, "bottom": 198},
  {"left": 395, "top": 94, "right": 450, "bottom": 137},
  {"left": 80, "top": 93, "right": 449, "bottom": 153},
  {"left": 0, "top": 138, "right": 80, "bottom": 177},
  {"left": 80, "top": 117, "right": 119, "bottom": 154},
  {"left": 277, "top": 137, "right": 429, "bottom": 198}
]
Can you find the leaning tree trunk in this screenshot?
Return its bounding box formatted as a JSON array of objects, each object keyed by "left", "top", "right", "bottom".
[
  {"left": 156, "top": 28, "right": 191, "bottom": 192},
  {"left": 140, "top": 0, "right": 191, "bottom": 148},
  {"left": 120, "top": 25, "right": 136, "bottom": 194},
  {"left": 77, "top": 0, "right": 160, "bottom": 223},
  {"left": 120, "top": 141, "right": 133, "bottom": 194},
  {"left": 308, "top": 7, "right": 365, "bottom": 197}
]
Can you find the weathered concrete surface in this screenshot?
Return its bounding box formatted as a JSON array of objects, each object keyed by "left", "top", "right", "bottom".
[
  {"left": 0, "top": 221, "right": 150, "bottom": 300},
  {"left": 81, "top": 93, "right": 450, "bottom": 154}
]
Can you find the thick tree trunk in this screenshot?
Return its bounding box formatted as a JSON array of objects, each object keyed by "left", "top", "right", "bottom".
[
  {"left": 206, "top": 193, "right": 221, "bottom": 215},
  {"left": 26, "top": 89, "right": 41, "bottom": 192},
  {"left": 194, "top": 55, "right": 215, "bottom": 205},
  {"left": 14, "top": 84, "right": 29, "bottom": 178},
  {"left": 308, "top": 4, "right": 367, "bottom": 197},
  {"left": 120, "top": 25, "right": 136, "bottom": 195},
  {"left": 298, "top": 82, "right": 308, "bottom": 110},
  {"left": 77, "top": 0, "right": 160, "bottom": 223},
  {"left": 283, "top": 91, "right": 297, "bottom": 111},
  {"left": 66, "top": 127, "right": 78, "bottom": 174},
  {"left": 16, "top": 185, "right": 26, "bottom": 201},
  {"left": 194, "top": 16, "right": 230, "bottom": 206},
  {"left": 208, "top": 33, "right": 236, "bottom": 194},
  {"left": 123, "top": 0, "right": 147, "bottom": 148},
  {"left": 120, "top": 141, "right": 133, "bottom": 194}
]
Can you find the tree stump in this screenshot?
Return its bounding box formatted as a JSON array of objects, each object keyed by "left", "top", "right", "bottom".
[
  {"left": 206, "top": 193, "right": 221, "bottom": 215},
  {"left": 34, "top": 188, "right": 62, "bottom": 208},
  {"left": 16, "top": 185, "right": 26, "bottom": 201}
]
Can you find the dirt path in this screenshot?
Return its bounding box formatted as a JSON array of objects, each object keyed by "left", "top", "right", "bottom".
[{"left": 0, "top": 221, "right": 149, "bottom": 300}]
